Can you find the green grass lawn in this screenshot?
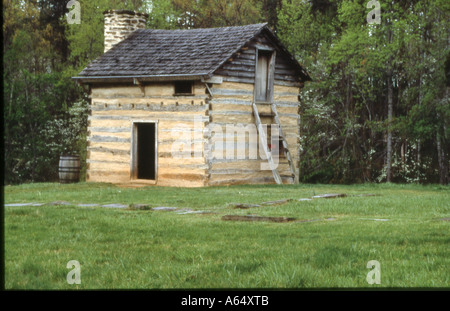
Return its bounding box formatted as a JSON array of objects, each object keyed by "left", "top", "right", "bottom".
[{"left": 3, "top": 182, "right": 449, "bottom": 289}]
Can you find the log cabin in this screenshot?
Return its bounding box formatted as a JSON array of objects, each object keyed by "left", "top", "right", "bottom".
[{"left": 74, "top": 10, "right": 311, "bottom": 187}]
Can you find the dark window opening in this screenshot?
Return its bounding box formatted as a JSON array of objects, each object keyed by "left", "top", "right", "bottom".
[
  {"left": 136, "top": 123, "right": 156, "bottom": 180},
  {"left": 174, "top": 81, "right": 194, "bottom": 95}
]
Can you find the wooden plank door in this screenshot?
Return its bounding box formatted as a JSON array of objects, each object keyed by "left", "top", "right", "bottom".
[{"left": 255, "top": 50, "right": 275, "bottom": 103}]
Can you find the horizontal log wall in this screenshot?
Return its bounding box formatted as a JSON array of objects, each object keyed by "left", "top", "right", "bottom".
[
  {"left": 206, "top": 80, "right": 300, "bottom": 186},
  {"left": 209, "top": 30, "right": 303, "bottom": 185},
  {"left": 87, "top": 81, "right": 209, "bottom": 187}
]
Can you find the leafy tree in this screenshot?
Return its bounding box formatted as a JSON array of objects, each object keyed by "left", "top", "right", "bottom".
[
  {"left": 3, "top": 0, "right": 448, "bottom": 185},
  {"left": 171, "top": 0, "right": 263, "bottom": 28},
  {"left": 278, "top": 0, "right": 449, "bottom": 184},
  {"left": 143, "top": 0, "right": 180, "bottom": 29}
]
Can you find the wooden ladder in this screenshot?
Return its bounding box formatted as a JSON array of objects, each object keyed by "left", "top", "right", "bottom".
[
  {"left": 252, "top": 102, "right": 282, "bottom": 184},
  {"left": 252, "top": 102, "right": 296, "bottom": 184},
  {"left": 271, "top": 104, "right": 297, "bottom": 183}
]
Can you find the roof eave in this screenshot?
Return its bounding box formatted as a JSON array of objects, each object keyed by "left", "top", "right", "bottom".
[{"left": 72, "top": 74, "right": 210, "bottom": 84}]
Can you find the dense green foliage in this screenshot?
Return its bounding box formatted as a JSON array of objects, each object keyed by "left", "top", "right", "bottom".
[
  {"left": 4, "top": 183, "right": 450, "bottom": 288},
  {"left": 278, "top": 0, "right": 449, "bottom": 184},
  {"left": 3, "top": 0, "right": 449, "bottom": 184}
]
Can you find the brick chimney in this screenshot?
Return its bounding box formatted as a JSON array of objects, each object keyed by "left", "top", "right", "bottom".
[{"left": 103, "top": 10, "right": 148, "bottom": 53}]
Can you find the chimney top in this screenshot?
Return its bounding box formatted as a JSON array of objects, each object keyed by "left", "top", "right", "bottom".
[
  {"left": 103, "top": 10, "right": 149, "bottom": 53},
  {"left": 103, "top": 9, "right": 149, "bottom": 18}
]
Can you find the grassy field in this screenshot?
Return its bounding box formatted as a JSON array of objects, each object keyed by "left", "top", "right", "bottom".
[{"left": 3, "top": 182, "right": 449, "bottom": 289}]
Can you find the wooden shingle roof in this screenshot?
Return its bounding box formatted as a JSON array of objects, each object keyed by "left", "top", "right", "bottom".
[
  {"left": 75, "top": 23, "right": 311, "bottom": 82},
  {"left": 78, "top": 24, "right": 267, "bottom": 79}
]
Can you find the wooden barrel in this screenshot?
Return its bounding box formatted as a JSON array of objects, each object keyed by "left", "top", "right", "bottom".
[{"left": 59, "top": 155, "right": 80, "bottom": 183}]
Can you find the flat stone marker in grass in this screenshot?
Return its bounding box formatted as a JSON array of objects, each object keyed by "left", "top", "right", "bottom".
[
  {"left": 312, "top": 193, "right": 347, "bottom": 199},
  {"left": 101, "top": 203, "right": 128, "bottom": 209},
  {"left": 295, "top": 218, "right": 321, "bottom": 223},
  {"left": 260, "top": 199, "right": 292, "bottom": 206},
  {"left": 174, "top": 208, "right": 193, "bottom": 213},
  {"left": 151, "top": 207, "right": 179, "bottom": 211},
  {"left": 222, "top": 215, "right": 297, "bottom": 223},
  {"left": 233, "top": 203, "right": 262, "bottom": 209},
  {"left": 176, "top": 210, "right": 195, "bottom": 214},
  {"left": 360, "top": 218, "right": 389, "bottom": 221},
  {"left": 47, "top": 201, "right": 73, "bottom": 206},
  {"left": 232, "top": 199, "right": 292, "bottom": 209},
  {"left": 5, "top": 203, "right": 44, "bottom": 207},
  {"left": 128, "top": 204, "right": 152, "bottom": 210}
]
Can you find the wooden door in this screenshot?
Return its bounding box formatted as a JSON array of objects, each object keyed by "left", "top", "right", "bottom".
[{"left": 255, "top": 50, "right": 275, "bottom": 102}]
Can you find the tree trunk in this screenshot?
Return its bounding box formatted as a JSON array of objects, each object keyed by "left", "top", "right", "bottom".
[
  {"left": 436, "top": 124, "right": 448, "bottom": 185},
  {"left": 385, "top": 15, "right": 394, "bottom": 183},
  {"left": 386, "top": 68, "right": 393, "bottom": 182}
]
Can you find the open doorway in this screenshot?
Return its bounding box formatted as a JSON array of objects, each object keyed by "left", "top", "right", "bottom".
[{"left": 131, "top": 122, "right": 157, "bottom": 180}]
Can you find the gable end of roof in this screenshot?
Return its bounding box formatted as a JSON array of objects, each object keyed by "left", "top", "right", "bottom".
[{"left": 74, "top": 23, "right": 310, "bottom": 82}]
